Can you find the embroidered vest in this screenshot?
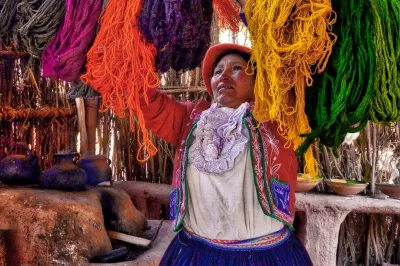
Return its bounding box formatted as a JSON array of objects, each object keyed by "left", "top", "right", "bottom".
[{"left": 169, "top": 110, "right": 297, "bottom": 232}]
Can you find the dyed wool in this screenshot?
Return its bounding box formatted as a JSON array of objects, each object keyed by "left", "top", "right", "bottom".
[
  {"left": 42, "top": 0, "right": 103, "bottom": 82},
  {"left": 369, "top": 0, "right": 400, "bottom": 123},
  {"left": 13, "top": 0, "right": 66, "bottom": 59},
  {"left": 213, "top": 0, "right": 241, "bottom": 32},
  {"left": 139, "top": 0, "right": 213, "bottom": 73},
  {"left": 244, "top": 0, "right": 336, "bottom": 176},
  {"left": 81, "top": 0, "right": 160, "bottom": 162},
  {"left": 298, "top": 0, "right": 375, "bottom": 155},
  {"left": 0, "top": 0, "right": 18, "bottom": 42}
]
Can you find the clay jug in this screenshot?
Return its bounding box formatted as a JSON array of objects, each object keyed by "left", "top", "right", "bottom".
[
  {"left": 0, "top": 142, "right": 40, "bottom": 185},
  {"left": 79, "top": 155, "right": 112, "bottom": 186},
  {"left": 40, "top": 152, "right": 87, "bottom": 191}
]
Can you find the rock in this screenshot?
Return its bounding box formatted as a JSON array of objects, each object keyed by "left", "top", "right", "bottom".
[
  {"left": 0, "top": 187, "right": 112, "bottom": 265},
  {"left": 90, "top": 220, "right": 177, "bottom": 266},
  {"left": 97, "top": 187, "right": 147, "bottom": 236},
  {"left": 113, "top": 181, "right": 171, "bottom": 219}
]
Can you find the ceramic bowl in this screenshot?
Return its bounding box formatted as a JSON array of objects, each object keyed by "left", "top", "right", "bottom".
[
  {"left": 296, "top": 177, "right": 322, "bottom": 193},
  {"left": 376, "top": 183, "right": 400, "bottom": 199},
  {"left": 325, "top": 179, "right": 368, "bottom": 197}
]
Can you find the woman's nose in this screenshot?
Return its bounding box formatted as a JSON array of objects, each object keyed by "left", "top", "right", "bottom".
[{"left": 220, "top": 69, "right": 231, "bottom": 80}]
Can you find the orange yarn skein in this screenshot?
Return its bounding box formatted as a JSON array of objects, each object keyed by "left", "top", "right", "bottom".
[{"left": 81, "top": 0, "right": 160, "bottom": 162}]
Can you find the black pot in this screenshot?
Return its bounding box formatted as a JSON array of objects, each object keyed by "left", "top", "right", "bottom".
[
  {"left": 79, "top": 155, "right": 112, "bottom": 186},
  {"left": 0, "top": 143, "right": 40, "bottom": 185},
  {"left": 40, "top": 152, "right": 87, "bottom": 191}
]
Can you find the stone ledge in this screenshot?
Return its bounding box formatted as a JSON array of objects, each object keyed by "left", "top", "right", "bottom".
[
  {"left": 295, "top": 192, "right": 400, "bottom": 266},
  {"left": 295, "top": 192, "right": 400, "bottom": 214}
]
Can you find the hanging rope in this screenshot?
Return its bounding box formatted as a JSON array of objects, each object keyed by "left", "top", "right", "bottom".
[
  {"left": 369, "top": 0, "right": 400, "bottom": 123},
  {"left": 298, "top": 0, "right": 375, "bottom": 157},
  {"left": 81, "top": 0, "right": 160, "bottom": 162},
  {"left": 13, "top": 0, "right": 66, "bottom": 60},
  {"left": 0, "top": 0, "right": 18, "bottom": 42},
  {"left": 42, "top": 0, "right": 103, "bottom": 82},
  {"left": 138, "top": 0, "right": 213, "bottom": 73},
  {"left": 244, "top": 0, "right": 336, "bottom": 176}
]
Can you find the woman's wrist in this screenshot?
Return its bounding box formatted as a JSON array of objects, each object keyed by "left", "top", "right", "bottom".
[{"left": 236, "top": 0, "right": 246, "bottom": 8}]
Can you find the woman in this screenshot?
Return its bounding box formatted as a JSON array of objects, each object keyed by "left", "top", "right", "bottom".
[
  {"left": 140, "top": 5, "right": 312, "bottom": 266},
  {"left": 141, "top": 44, "right": 313, "bottom": 265}
]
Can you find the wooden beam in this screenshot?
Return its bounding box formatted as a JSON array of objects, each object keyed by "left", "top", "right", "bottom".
[
  {"left": 0, "top": 107, "right": 76, "bottom": 122},
  {"left": 0, "top": 51, "right": 30, "bottom": 58}
]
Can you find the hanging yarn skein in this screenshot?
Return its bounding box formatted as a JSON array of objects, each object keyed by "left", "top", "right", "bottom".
[
  {"left": 298, "top": 0, "right": 375, "bottom": 156},
  {"left": 81, "top": 0, "right": 160, "bottom": 162},
  {"left": 369, "top": 0, "right": 400, "bottom": 123},
  {"left": 213, "top": 0, "right": 241, "bottom": 32},
  {"left": 42, "top": 0, "right": 103, "bottom": 82},
  {"left": 67, "top": 80, "right": 99, "bottom": 100},
  {"left": 0, "top": 0, "right": 18, "bottom": 42},
  {"left": 138, "top": 0, "right": 213, "bottom": 73},
  {"left": 244, "top": 0, "right": 336, "bottom": 176},
  {"left": 14, "top": 0, "right": 66, "bottom": 60}
]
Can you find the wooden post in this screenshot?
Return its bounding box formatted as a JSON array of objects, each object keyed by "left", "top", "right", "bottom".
[
  {"left": 75, "top": 98, "right": 89, "bottom": 156},
  {"left": 84, "top": 97, "right": 99, "bottom": 155}
]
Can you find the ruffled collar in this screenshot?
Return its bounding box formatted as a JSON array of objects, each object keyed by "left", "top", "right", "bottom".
[{"left": 188, "top": 102, "right": 250, "bottom": 174}]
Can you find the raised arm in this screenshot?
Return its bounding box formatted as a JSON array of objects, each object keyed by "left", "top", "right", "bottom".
[
  {"left": 140, "top": 88, "right": 194, "bottom": 147},
  {"left": 236, "top": 0, "right": 246, "bottom": 8}
]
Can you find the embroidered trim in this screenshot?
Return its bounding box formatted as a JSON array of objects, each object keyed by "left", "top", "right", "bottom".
[
  {"left": 243, "top": 118, "right": 272, "bottom": 215},
  {"left": 183, "top": 226, "right": 290, "bottom": 251},
  {"left": 174, "top": 121, "right": 198, "bottom": 231},
  {"left": 246, "top": 114, "right": 294, "bottom": 228},
  {"left": 170, "top": 188, "right": 178, "bottom": 220},
  {"left": 270, "top": 178, "right": 291, "bottom": 215}
]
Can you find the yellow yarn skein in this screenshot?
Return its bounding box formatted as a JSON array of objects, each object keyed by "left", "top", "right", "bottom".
[{"left": 245, "top": 0, "right": 336, "bottom": 177}]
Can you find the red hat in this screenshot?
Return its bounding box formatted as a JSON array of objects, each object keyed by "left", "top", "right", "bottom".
[{"left": 202, "top": 43, "right": 252, "bottom": 96}]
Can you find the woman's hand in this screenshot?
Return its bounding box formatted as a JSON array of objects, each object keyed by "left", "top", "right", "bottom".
[{"left": 235, "top": 0, "right": 246, "bottom": 8}]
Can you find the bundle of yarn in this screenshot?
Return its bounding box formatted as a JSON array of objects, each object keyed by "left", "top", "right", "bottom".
[
  {"left": 81, "top": 0, "right": 160, "bottom": 162},
  {"left": 138, "top": 0, "right": 213, "bottom": 73},
  {"left": 42, "top": 0, "right": 103, "bottom": 82},
  {"left": 13, "top": 0, "right": 66, "bottom": 60},
  {"left": 244, "top": 0, "right": 337, "bottom": 176}
]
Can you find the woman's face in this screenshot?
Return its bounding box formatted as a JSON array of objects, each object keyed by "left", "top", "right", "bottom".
[{"left": 211, "top": 54, "right": 255, "bottom": 108}]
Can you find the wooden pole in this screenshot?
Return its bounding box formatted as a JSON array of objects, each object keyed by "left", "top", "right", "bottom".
[
  {"left": 84, "top": 97, "right": 99, "bottom": 155},
  {"left": 75, "top": 98, "right": 89, "bottom": 156}
]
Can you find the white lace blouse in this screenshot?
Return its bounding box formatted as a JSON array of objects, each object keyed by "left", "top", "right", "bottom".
[{"left": 183, "top": 103, "right": 283, "bottom": 240}]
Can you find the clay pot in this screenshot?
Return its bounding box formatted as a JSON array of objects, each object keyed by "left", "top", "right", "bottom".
[
  {"left": 376, "top": 184, "right": 400, "bottom": 200},
  {"left": 40, "top": 152, "right": 87, "bottom": 191},
  {"left": 325, "top": 179, "right": 368, "bottom": 197},
  {"left": 296, "top": 178, "right": 322, "bottom": 193},
  {"left": 0, "top": 142, "right": 40, "bottom": 185},
  {"left": 79, "top": 155, "right": 112, "bottom": 186}
]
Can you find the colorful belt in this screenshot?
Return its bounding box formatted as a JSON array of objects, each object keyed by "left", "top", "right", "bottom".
[{"left": 182, "top": 226, "right": 291, "bottom": 251}]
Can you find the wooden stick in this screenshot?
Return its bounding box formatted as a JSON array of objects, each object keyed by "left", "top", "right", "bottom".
[
  {"left": 0, "top": 107, "right": 76, "bottom": 122},
  {"left": 107, "top": 230, "right": 151, "bottom": 247},
  {"left": 159, "top": 87, "right": 206, "bottom": 94},
  {"left": 0, "top": 51, "right": 30, "bottom": 58}
]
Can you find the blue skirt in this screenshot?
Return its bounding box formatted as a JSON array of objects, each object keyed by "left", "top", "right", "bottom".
[{"left": 160, "top": 226, "right": 313, "bottom": 266}]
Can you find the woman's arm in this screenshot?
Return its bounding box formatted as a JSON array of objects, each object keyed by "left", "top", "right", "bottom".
[
  {"left": 140, "top": 89, "right": 193, "bottom": 146},
  {"left": 236, "top": 0, "right": 248, "bottom": 26},
  {"left": 236, "top": 0, "right": 246, "bottom": 8}
]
